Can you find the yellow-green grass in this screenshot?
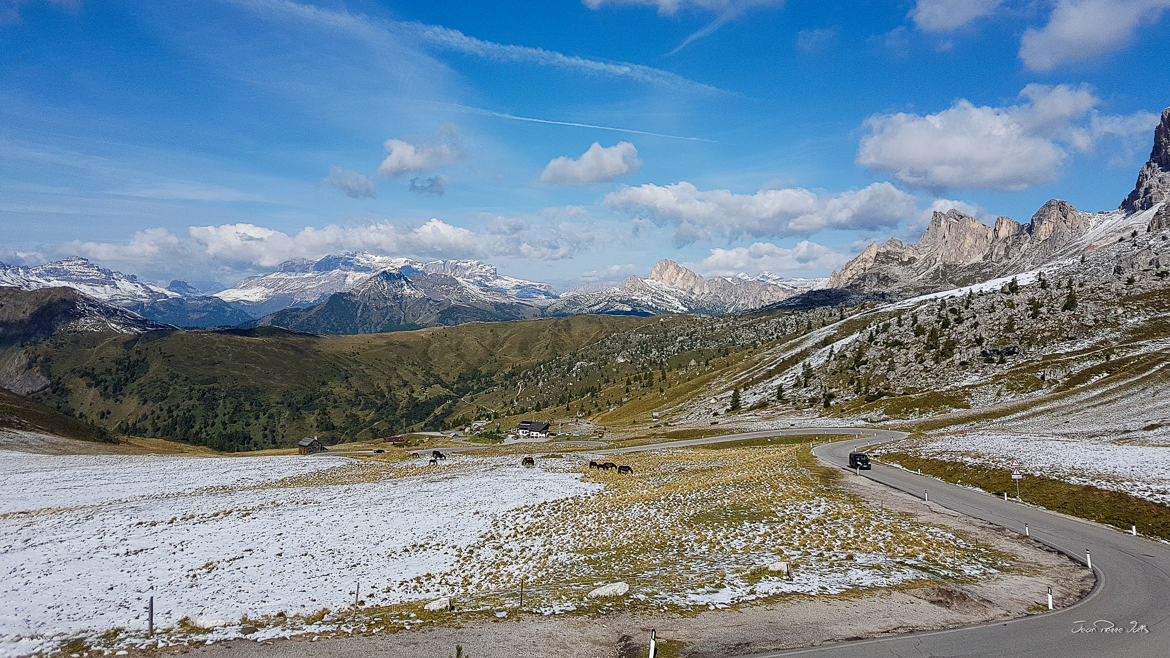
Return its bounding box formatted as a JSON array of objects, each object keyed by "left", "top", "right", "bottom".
[{"left": 879, "top": 452, "right": 1170, "bottom": 540}]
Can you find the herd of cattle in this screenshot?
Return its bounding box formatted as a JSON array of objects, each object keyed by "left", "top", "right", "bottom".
[{"left": 411, "top": 450, "right": 632, "bottom": 474}]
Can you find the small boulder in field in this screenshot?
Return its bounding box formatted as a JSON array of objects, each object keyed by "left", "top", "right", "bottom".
[
  {"left": 240, "top": 625, "right": 258, "bottom": 635},
  {"left": 424, "top": 597, "right": 453, "bottom": 612},
  {"left": 587, "top": 582, "right": 630, "bottom": 598},
  {"left": 767, "top": 561, "right": 790, "bottom": 575}
]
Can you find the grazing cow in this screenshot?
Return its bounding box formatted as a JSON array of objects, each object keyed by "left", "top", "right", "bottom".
[
  {"left": 521, "top": 456, "right": 535, "bottom": 467},
  {"left": 601, "top": 462, "right": 617, "bottom": 470},
  {"left": 410, "top": 452, "right": 420, "bottom": 458},
  {"left": 432, "top": 450, "right": 447, "bottom": 460},
  {"left": 588, "top": 460, "right": 600, "bottom": 469},
  {"left": 617, "top": 465, "right": 633, "bottom": 475},
  {"left": 428, "top": 457, "right": 438, "bottom": 465}
]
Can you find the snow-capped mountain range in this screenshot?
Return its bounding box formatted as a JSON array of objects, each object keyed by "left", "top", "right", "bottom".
[
  {"left": 0, "top": 257, "right": 178, "bottom": 306},
  {"left": 0, "top": 253, "right": 823, "bottom": 331},
  {"left": 213, "top": 253, "right": 557, "bottom": 317}
]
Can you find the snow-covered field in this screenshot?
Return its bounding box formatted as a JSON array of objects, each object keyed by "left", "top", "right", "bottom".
[
  {"left": 891, "top": 432, "right": 1170, "bottom": 505},
  {"left": 0, "top": 446, "right": 1004, "bottom": 655},
  {"left": 0, "top": 452, "right": 599, "bottom": 655}
]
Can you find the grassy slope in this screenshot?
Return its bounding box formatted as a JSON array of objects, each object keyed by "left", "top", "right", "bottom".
[
  {"left": 879, "top": 452, "right": 1170, "bottom": 540},
  {"left": 24, "top": 315, "right": 656, "bottom": 450},
  {"left": 0, "top": 387, "right": 115, "bottom": 443}
]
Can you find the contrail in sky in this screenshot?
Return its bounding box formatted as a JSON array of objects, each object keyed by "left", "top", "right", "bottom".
[{"left": 452, "top": 105, "right": 717, "bottom": 143}]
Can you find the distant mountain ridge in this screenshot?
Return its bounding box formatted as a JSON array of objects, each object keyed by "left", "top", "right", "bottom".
[
  {"left": 258, "top": 257, "right": 826, "bottom": 334},
  {"left": 213, "top": 253, "right": 557, "bottom": 317},
  {"left": 0, "top": 257, "right": 177, "bottom": 305},
  {"left": 1, "top": 252, "right": 823, "bottom": 333}
]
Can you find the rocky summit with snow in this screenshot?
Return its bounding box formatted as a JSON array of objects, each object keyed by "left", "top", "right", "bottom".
[
  {"left": 0, "top": 257, "right": 176, "bottom": 306},
  {"left": 548, "top": 260, "right": 823, "bottom": 318}
]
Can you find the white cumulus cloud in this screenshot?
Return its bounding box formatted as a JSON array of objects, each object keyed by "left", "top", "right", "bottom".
[
  {"left": 695, "top": 240, "right": 850, "bottom": 277},
  {"left": 857, "top": 83, "right": 1157, "bottom": 191},
  {"left": 187, "top": 213, "right": 595, "bottom": 269},
  {"left": 604, "top": 181, "right": 917, "bottom": 243},
  {"left": 321, "top": 166, "right": 376, "bottom": 198},
  {"left": 540, "top": 142, "right": 641, "bottom": 185},
  {"left": 378, "top": 127, "right": 463, "bottom": 177},
  {"left": 65, "top": 228, "right": 185, "bottom": 266},
  {"left": 1019, "top": 0, "right": 1170, "bottom": 72},
  {"left": 910, "top": 0, "right": 1003, "bottom": 32}
]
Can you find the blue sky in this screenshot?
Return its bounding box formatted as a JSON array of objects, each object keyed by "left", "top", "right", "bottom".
[{"left": 2, "top": 0, "right": 1168, "bottom": 290}]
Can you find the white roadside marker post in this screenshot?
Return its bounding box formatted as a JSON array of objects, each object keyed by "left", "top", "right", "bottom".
[
  {"left": 1047, "top": 586, "right": 1054, "bottom": 611},
  {"left": 1132, "top": 524, "right": 1138, "bottom": 536},
  {"left": 1004, "top": 492, "right": 1008, "bottom": 501},
  {"left": 648, "top": 629, "right": 657, "bottom": 658},
  {"left": 1025, "top": 523, "right": 1029, "bottom": 537},
  {"left": 924, "top": 489, "right": 928, "bottom": 502},
  {"left": 1086, "top": 549, "right": 1092, "bottom": 571}
]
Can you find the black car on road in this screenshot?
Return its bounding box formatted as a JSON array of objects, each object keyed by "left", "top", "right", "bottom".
[{"left": 848, "top": 452, "right": 871, "bottom": 470}]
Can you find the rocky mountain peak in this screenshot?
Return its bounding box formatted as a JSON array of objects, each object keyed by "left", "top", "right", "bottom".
[
  {"left": 166, "top": 280, "right": 200, "bottom": 296},
  {"left": 918, "top": 209, "right": 993, "bottom": 266},
  {"left": 1122, "top": 106, "right": 1170, "bottom": 213},
  {"left": 1028, "top": 199, "right": 1088, "bottom": 242},
  {"left": 353, "top": 269, "right": 412, "bottom": 294},
  {"left": 994, "top": 216, "right": 1023, "bottom": 240},
  {"left": 648, "top": 260, "right": 706, "bottom": 294}
]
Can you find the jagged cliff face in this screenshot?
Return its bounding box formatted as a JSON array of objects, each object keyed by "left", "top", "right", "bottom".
[
  {"left": 832, "top": 105, "right": 1170, "bottom": 295},
  {"left": 829, "top": 202, "right": 1098, "bottom": 293},
  {"left": 1122, "top": 107, "right": 1170, "bottom": 214}
]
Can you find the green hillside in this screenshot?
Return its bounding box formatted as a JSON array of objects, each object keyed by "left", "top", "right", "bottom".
[
  {"left": 0, "top": 387, "right": 115, "bottom": 444},
  {"left": 21, "top": 316, "right": 656, "bottom": 451}
]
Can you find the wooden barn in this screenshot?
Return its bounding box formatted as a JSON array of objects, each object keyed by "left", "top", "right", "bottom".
[{"left": 298, "top": 437, "right": 326, "bottom": 455}]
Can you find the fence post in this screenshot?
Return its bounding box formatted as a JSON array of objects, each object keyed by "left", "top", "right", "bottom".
[
  {"left": 355, "top": 581, "right": 360, "bottom": 607},
  {"left": 148, "top": 595, "right": 154, "bottom": 637}
]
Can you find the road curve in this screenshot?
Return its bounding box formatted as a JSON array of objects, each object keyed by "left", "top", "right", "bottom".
[
  {"left": 604, "top": 427, "right": 1169, "bottom": 656},
  {"left": 732, "top": 433, "right": 1169, "bottom": 658}
]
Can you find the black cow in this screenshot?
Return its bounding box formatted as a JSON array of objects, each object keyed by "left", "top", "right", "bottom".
[
  {"left": 617, "top": 465, "right": 633, "bottom": 475},
  {"left": 432, "top": 450, "right": 447, "bottom": 460},
  {"left": 601, "top": 462, "right": 617, "bottom": 470},
  {"left": 588, "top": 460, "right": 600, "bottom": 469},
  {"left": 521, "top": 456, "right": 535, "bottom": 467}
]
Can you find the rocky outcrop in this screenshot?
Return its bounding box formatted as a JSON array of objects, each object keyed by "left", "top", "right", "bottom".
[
  {"left": 917, "top": 209, "right": 993, "bottom": 266},
  {"left": 1149, "top": 203, "right": 1170, "bottom": 233},
  {"left": 1122, "top": 107, "right": 1170, "bottom": 214},
  {"left": 830, "top": 202, "right": 1092, "bottom": 294},
  {"left": 649, "top": 259, "right": 707, "bottom": 293}
]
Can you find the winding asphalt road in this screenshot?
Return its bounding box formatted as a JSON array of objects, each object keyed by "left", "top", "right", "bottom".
[{"left": 608, "top": 427, "right": 1169, "bottom": 657}]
